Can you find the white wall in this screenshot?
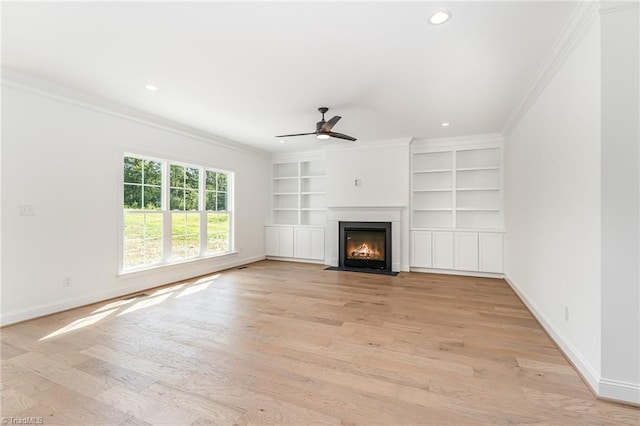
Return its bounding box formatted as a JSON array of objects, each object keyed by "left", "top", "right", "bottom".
[
  {"left": 1, "top": 82, "right": 270, "bottom": 326},
  {"left": 326, "top": 141, "right": 410, "bottom": 208},
  {"left": 504, "top": 18, "right": 602, "bottom": 389},
  {"left": 325, "top": 140, "right": 411, "bottom": 270},
  {"left": 600, "top": 4, "right": 640, "bottom": 403}
]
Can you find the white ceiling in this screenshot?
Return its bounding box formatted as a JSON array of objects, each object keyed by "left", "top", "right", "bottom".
[{"left": 2, "top": 1, "right": 579, "bottom": 153}]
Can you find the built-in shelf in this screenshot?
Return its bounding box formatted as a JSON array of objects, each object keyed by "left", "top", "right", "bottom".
[
  {"left": 272, "top": 159, "right": 327, "bottom": 226},
  {"left": 413, "top": 168, "right": 453, "bottom": 174},
  {"left": 411, "top": 146, "right": 502, "bottom": 230},
  {"left": 456, "top": 167, "right": 500, "bottom": 172},
  {"left": 413, "top": 188, "right": 454, "bottom": 193}
]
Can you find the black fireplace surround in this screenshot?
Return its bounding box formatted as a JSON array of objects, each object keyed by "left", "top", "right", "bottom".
[{"left": 339, "top": 221, "right": 392, "bottom": 272}]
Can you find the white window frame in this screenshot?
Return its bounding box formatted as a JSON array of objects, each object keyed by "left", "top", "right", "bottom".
[{"left": 120, "top": 152, "right": 234, "bottom": 274}]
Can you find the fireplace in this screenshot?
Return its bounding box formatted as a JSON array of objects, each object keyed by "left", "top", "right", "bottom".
[{"left": 339, "top": 221, "right": 392, "bottom": 271}]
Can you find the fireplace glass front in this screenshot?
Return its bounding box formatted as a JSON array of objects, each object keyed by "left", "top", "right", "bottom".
[{"left": 339, "top": 221, "right": 392, "bottom": 271}]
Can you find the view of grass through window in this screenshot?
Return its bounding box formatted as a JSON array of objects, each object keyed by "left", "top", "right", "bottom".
[{"left": 123, "top": 155, "right": 231, "bottom": 270}]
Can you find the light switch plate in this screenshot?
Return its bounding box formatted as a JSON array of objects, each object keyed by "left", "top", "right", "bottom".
[{"left": 20, "top": 204, "right": 35, "bottom": 216}]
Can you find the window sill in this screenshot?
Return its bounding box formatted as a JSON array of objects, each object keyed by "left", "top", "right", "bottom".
[{"left": 117, "top": 251, "right": 239, "bottom": 278}]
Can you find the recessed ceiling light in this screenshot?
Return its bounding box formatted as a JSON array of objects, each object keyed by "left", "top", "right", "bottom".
[
  {"left": 429, "top": 10, "right": 452, "bottom": 25},
  {"left": 441, "top": 122, "right": 451, "bottom": 127},
  {"left": 144, "top": 84, "right": 158, "bottom": 91},
  {"left": 279, "top": 140, "right": 285, "bottom": 144}
]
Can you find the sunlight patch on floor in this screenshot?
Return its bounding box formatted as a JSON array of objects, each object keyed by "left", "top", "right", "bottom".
[
  {"left": 117, "top": 293, "right": 172, "bottom": 316},
  {"left": 39, "top": 272, "right": 225, "bottom": 340},
  {"left": 40, "top": 308, "right": 119, "bottom": 341},
  {"left": 92, "top": 298, "right": 136, "bottom": 314},
  {"left": 176, "top": 281, "right": 211, "bottom": 298}
]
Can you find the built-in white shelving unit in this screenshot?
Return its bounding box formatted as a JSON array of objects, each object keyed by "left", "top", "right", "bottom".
[
  {"left": 268, "top": 156, "right": 327, "bottom": 262},
  {"left": 411, "top": 146, "right": 502, "bottom": 230},
  {"left": 412, "top": 150, "right": 455, "bottom": 229},
  {"left": 271, "top": 159, "right": 327, "bottom": 225},
  {"left": 410, "top": 139, "right": 504, "bottom": 275}
]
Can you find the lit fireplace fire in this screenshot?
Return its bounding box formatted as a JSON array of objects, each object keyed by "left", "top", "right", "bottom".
[{"left": 348, "top": 242, "right": 384, "bottom": 260}]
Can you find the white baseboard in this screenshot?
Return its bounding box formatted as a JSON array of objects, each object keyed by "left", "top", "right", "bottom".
[
  {"left": 1, "top": 254, "right": 266, "bottom": 327},
  {"left": 503, "top": 274, "right": 601, "bottom": 395},
  {"left": 599, "top": 379, "right": 640, "bottom": 407},
  {"left": 265, "top": 256, "right": 325, "bottom": 265},
  {"left": 411, "top": 267, "right": 504, "bottom": 279}
]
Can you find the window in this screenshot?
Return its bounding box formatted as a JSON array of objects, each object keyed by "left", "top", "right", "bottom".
[
  {"left": 123, "top": 157, "right": 163, "bottom": 269},
  {"left": 205, "top": 170, "right": 229, "bottom": 253},
  {"left": 170, "top": 165, "right": 200, "bottom": 260},
  {"left": 122, "top": 154, "right": 233, "bottom": 271}
]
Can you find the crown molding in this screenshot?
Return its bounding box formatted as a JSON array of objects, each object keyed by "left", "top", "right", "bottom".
[
  {"left": 411, "top": 133, "right": 503, "bottom": 150},
  {"left": 501, "top": 1, "right": 600, "bottom": 137},
  {"left": 321, "top": 137, "right": 412, "bottom": 152},
  {"left": 1, "top": 66, "right": 268, "bottom": 158},
  {"left": 270, "top": 149, "right": 326, "bottom": 164}
]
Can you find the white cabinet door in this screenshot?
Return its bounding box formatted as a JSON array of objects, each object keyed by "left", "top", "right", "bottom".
[
  {"left": 455, "top": 232, "right": 479, "bottom": 271},
  {"left": 411, "top": 231, "right": 432, "bottom": 267},
  {"left": 265, "top": 226, "right": 280, "bottom": 256},
  {"left": 432, "top": 231, "right": 454, "bottom": 269},
  {"left": 310, "top": 228, "right": 325, "bottom": 260},
  {"left": 479, "top": 233, "right": 503, "bottom": 273},
  {"left": 279, "top": 227, "right": 294, "bottom": 258},
  {"left": 294, "top": 227, "right": 324, "bottom": 260},
  {"left": 265, "top": 226, "right": 294, "bottom": 257},
  {"left": 294, "top": 228, "right": 311, "bottom": 259}
]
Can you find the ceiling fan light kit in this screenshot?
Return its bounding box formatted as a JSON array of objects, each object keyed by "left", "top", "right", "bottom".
[{"left": 276, "top": 107, "right": 357, "bottom": 142}]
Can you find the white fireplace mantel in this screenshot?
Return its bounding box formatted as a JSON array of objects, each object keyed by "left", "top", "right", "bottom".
[{"left": 326, "top": 206, "right": 405, "bottom": 272}]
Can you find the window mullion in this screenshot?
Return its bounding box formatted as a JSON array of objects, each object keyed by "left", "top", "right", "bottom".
[
  {"left": 162, "top": 161, "right": 172, "bottom": 263},
  {"left": 200, "top": 168, "right": 207, "bottom": 256}
]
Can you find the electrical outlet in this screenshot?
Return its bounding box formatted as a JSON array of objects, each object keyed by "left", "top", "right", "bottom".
[
  {"left": 63, "top": 276, "right": 72, "bottom": 288},
  {"left": 564, "top": 306, "right": 569, "bottom": 322}
]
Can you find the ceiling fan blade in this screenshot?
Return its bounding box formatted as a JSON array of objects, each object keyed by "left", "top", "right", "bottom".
[
  {"left": 275, "top": 132, "right": 317, "bottom": 138},
  {"left": 321, "top": 115, "right": 341, "bottom": 132},
  {"left": 328, "top": 131, "right": 357, "bottom": 141}
]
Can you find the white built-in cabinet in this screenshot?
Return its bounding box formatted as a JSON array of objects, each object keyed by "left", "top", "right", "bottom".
[
  {"left": 410, "top": 231, "right": 432, "bottom": 268},
  {"left": 265, "top": 226, "right": 294, "bottom": 258},
  {"left": 411, "top": 230, "right": 503, "bottom": 273},
  {"left": 267, "top": 156, "right": 327, "bottom": 263},
  {"left": 265, "top": 225, "right": 324, "bottom": 261},
  {"left": 410, "top": 141, "right": 504, "bottom": 275},
  {"left": 455, "top": 232, "right": 479, "bottom": 271},
  {"left": 432, "top": 231, "right": 454, "bottom": 269},
  {"left": 294, "top": 227, "right": 325, "bottom": 260},
  {"left": 478, "top": 232, "right": 504, "bottom": 273}
]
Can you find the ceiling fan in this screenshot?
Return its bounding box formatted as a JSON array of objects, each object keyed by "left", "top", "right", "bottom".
[{"left": 276, "top": 107, "right": 357, "bottom": 142}]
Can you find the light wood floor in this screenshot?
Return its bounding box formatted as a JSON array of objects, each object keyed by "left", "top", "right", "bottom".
[{"left": 2, "top": 261, "right": 638, "bottom": 425}]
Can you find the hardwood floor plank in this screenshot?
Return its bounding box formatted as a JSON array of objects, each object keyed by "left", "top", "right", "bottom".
[{"left": 1, "top": 260, "right": 638, "bottom": 424}]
